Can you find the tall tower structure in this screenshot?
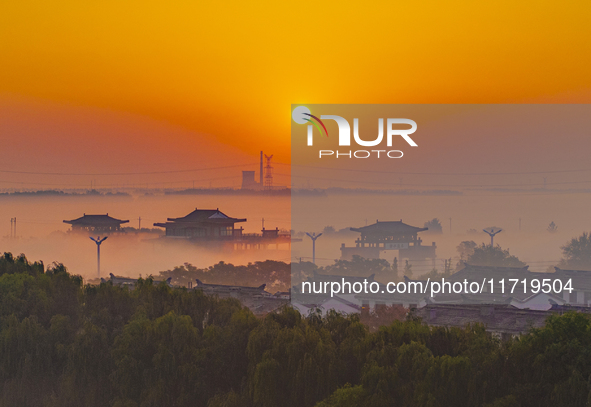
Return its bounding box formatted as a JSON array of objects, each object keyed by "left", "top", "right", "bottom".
[
  {"left": 264, "top": 154, "right": 274, "bottom": 190},
  {"left": 259, "top": 151, "right": 263, "bottom": 186}
]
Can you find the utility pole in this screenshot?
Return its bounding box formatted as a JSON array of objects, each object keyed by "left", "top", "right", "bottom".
[
  {"left": 10, "top": 217, "right": 17, "bottom": 238},
  {"left": 262, "top": 218, "right": 265, "bottom": 230},
  {"left": 483, "top": 227, "right": 502, "bottom": 246},
  {"left": 90, "top": 236, "right": 108, "bottom": 278},
  {"left": 305, "top": 232, "right": 322, "bottom": 265},
  {"left": 138, "top": 217, "right": 142, "bottom": 230}
]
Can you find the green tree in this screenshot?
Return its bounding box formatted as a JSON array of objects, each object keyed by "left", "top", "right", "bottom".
[
  {"left": 9, "top": 250, "right": 591, "bottom": 407},
  {"left": 424, "top": 218, "right": 443, "bottom": 234},
  {"left": 323, "top": 256, "right": 391, "bottom": 277},
  {"left": 465, "top": 244, "right": 526, "bottom": 267},
  {"left": 558, "top": 232, "right": 591, "bottom": 269},
  {"left": 315, "top": 384, "right": 366, "bottom": 407},
  {"left": 457, "top": 241, "right": 477, "bottom": 262},
  {"left": 323, "top": 226, "right": 336, "bottom": 234},
  {"left": 392, "top": 257, "right": 399, "bottom": 281},
  {"left": 404, "top": 260, "right": 413, "bottom": 278},
  {"left": 484, "top": 395, "right": 520, "bottom": 407}
]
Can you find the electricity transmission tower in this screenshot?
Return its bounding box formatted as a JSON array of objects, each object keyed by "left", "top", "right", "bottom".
[{"left": 264, "top": 154, "right": 274, "bottom": 190}]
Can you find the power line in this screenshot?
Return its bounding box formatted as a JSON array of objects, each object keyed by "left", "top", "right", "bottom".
[
  {"left": 282, "top": 163, "right": 591, "bottom": 176},
  {"left": 0, "top": 163, "right": 257, "bottom": 176},
  {"left": 0, "top": 175, "right": 242, "bottom": 188},
  {"left": 286, "top": 173, "right": 591, "bottom": 188},
  {"left": 4, "top": 160, "right": 591, "bottom": 178}
]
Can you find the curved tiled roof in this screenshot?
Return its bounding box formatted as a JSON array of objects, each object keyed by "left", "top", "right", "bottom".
[
  {"left": 350, "top": 220, "right": 427, "bottom": 235},
  {"left": 64, "top": 214, "right": 129, "bottom": 225},
  {"left": 155, "top": 208, "right": 246, "bottom": 227}
]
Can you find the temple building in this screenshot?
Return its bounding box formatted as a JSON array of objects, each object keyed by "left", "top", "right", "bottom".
[
  {"left": 154, "top": 208, "right": 246, "bottom": 239},
  {"left": 63, "top": 213, "right": 129, "bottom": 233},
  {"left": 340, "top": 219, "right": 437, "bottom": 261},
  {"left": 154, "top": 207, "right": 295, "bottom": 249}
]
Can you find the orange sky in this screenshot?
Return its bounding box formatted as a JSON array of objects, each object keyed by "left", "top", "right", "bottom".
[{"left": 1, "top": 0, "right": 590, "bottom": 187}]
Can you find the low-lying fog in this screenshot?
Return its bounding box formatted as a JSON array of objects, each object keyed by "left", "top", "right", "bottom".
[
  {"left": 0, "top": 193, "right": 291, "bottom": 279},
  {"left": 292, "top": 191, "right": 591, "bottom": 274},
  {"left": 2, "top": 189, "right": 590, "bottom": 281}
]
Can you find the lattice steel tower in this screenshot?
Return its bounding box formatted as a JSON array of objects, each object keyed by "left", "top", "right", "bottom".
[{"left": 264, "top": 154, "right": 274, "bottom": 190}]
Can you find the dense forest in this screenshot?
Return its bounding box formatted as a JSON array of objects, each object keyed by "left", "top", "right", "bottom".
[{"left": 2, "top": 252, "right": 591, "bottom": 407}]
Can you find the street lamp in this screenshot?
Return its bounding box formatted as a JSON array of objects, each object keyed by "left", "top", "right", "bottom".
[
  {"left": 305, "top": 232, "right": 322, "bottom": 265},
  {"left": 90, "top": 236, "right": 108, "bottom": 278},
  {"left": 483, "top": 227, "right": 502, "bottom": 246}
]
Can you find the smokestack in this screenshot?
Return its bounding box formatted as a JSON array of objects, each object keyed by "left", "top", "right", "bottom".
[{"left": 260, "top": 151, "right": 263, "bottom": 186}]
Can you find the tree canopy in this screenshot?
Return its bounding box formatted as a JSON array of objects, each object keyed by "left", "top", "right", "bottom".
[
  {"left": 2, "top": 252, "right": 591, "bottom": 407},
  {"left": 463, "top": 243, "right": 526, "bottom": 268},
  {"left": 559, "top": 232, "right": 591, "bottom": 270},
  {"left": 424, "top": 218, "right": 443, "bottom": 234}
]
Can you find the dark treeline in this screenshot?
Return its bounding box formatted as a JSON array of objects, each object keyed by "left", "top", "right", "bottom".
[
  {"left": 160, "top": 258, "right": 395, "bottom": 292},
  {"left": 0, "top": 190, "right": 130, "bottom": 197},
  {"left": 156, "top": 244, "right": 535, "bottom": 294},
  {"left": 2, "top": 252, "right": 591, "bottom": 407}
]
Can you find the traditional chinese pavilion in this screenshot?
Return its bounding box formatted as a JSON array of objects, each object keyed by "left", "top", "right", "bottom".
[
  {"left": 340, "top": 219, "right": 436, "bottom": 261},
  {"left": 154, "top": 208, "right": 246, "bottom": 239},
  {"left": 63, "top": 214, "right": 129, "bottom": 233},
  {"left": 154, "top": 207, "right": 296, "bottom": 249}
]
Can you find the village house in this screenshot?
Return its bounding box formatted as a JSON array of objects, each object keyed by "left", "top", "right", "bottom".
[
  {"left": 192, "top": 279, "right": 288, "bottom": 315},
  {"left": 414, "top": 303, "right": 591, "bottom": 340},
  {"left": 553, "top": 267, "right": 591, "bottom": 305},
  {"left": 102, "top": 273, "right": 172, "bottom": 288},
  {"left": 292, "top": 271, "right": 386, "bottom": 316},
  {"left": 292, "top": 263, "right": 591, "bottom": 316},
  {"left": 418, "top": 264, "right": 591, "bottom": 309},
  {"left": 194, "top": 279, "right": 270, "bottom": 297}
]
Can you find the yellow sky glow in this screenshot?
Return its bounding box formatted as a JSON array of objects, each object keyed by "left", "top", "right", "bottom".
[{"left": 1, "top": 0, "right": 590, "bottom": 168}]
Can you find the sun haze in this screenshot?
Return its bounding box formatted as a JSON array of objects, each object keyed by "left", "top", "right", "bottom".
[{"left": 1, "top": 0, "right": 590, "bottom": 179}]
